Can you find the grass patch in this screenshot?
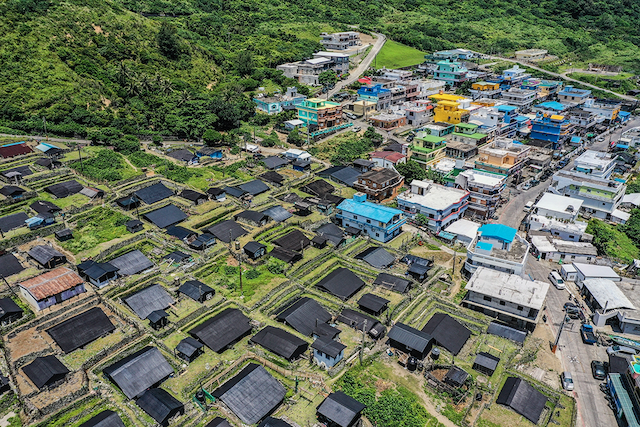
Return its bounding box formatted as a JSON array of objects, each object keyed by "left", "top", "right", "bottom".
[
  {"left": 61, "top": 207, "right": 131, "bottom": 254},
  {"left": 374, "top": 40, "right": 426, "bottom": 69}
]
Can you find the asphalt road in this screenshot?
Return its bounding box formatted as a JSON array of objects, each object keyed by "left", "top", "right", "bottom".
[{"left": 328, "top": 33, "right": 386, "bottom": 98}]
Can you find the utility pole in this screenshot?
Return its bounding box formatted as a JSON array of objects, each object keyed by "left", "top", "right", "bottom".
[
  {"left": 42, "top": 117, "right": 48, "bottom": 140},
  {"left": 360, "top": 319, "right": 367, "bottom": 365},
  {"left": 552, "top": 314, "right": 571, "bottom": 353},
  {"left": 77, "top": 144, "right": 84, "bottom": 174}
]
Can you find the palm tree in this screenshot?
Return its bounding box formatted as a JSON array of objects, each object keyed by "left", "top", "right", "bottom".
[
  {"left": 117, "top": 62, "right": 132, "bottom": 87},
  {"left": 177, "top": 90, "right": 192, "bottom": 107}
]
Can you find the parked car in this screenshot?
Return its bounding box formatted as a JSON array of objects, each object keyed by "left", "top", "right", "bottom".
[
  {"left": 591, "top": 360, "right": 607, "bottom": 380},
  {"left": 523, "top": 201, "right": 534, "bottom": 212},
  {"left": 352, "top": 126, "right": 361, "bottom": 132},
  {"left": 561, "top": 371, "right": 574, "bottom": 391},
  {"left": 607, "top": 345, "right": 638, "bottom": 356},
  {"left": 345, "top": 112, "right": 357, "bottom": 120},
  {"left": 581, "top": 324, "right": 598, "bottom": 345},
  {"left": 549, "top": 271, "right": 565, "bottom": 290},
  {"left": 406, "top": 134, "right": 415, "bottom": 142},
  {"left": 522, "top": 182, "right": 532, "bottom": 191},
  {"left": 564, "top": 302, "right": 580, "bottom": 319}
]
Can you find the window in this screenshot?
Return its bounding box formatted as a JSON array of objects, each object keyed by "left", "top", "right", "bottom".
[
  {"left": 375, "top": 233, "right": 380, "bottom": 237},
  {"left": 483, "top": 296, "right": 492, "bottom": 302},
  {"left": 499, "top": 300, "right": 506, "bottom": 306},
  {"left": 517, "top": 305, "right": 523, "bottom": 311},
  {"left": 353, "top": 215, "right": 357, "bottom": 219},
  {"left": 366, "top": 219, "right": 371, "bottom": 224}
]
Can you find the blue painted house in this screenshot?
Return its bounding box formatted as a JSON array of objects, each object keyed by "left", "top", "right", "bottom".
[
  {"left": 557, "top": 86, "right": 591, "bottom": 104},
  {"left": 357, "top": 84, "right": 391, "bottom": 110},
  {"left": 311, "top": 337, "right": 346, "bottom": 369},
  {"left": 530, "top": 112, "right": 572, "bottom": 149},
  {"left": 196, "top": 147, "right": 223, "bottom": 160},
  {"left": 253, "top": 87, "right": 307, "bottom": 115},
  {"left": 336, "top": 193, "right": 405, "bottom": 243}
]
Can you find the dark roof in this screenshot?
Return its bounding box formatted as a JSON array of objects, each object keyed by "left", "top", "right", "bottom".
[
  {"left": 401, "top": 254, "right": 433, "bottom": 267},
  {"left": 292, "top": 159, "right": 310, "bottom": 168},
  {"left": 78, "top": 261, "right": 118, "bottom": 280},
  {"left": 444, "top": 366, "right": 469, "bottom": 386},
  {"left": 224, "top": 186, "right": 247, "bottom": 198},
  {"left": 262, "top": 206, "right": 292, "bottom": 222},
  {"left": 315, "top": 223, "right": 345, "bottom": 246},
  {"left": 30, "top": 200, "right": 61, "bottom": 214},
  {"left": 2, "top": 165, "right": 32, "bottom": 177},
  {"left": 387, "top": 323, "right": 433, "bottom": 353},
  {"left": 353, "top": 159, "right": 376, "bottom": 168},
  {"left": 358, "top": 168, "right": 400, "bottom": 184},
  {"left": 0, "top": 212, "right": 27, "bottom": 232},
  {"left": 115, "top": 196, "right": 139, "bottom": 208},
  {"left": 178, "top": 280, "right": 214, "bottom": 301},
  {"left": 356, "top": 247, "right": 395, "bottom": 268},
  {"left": 473, "top": 352, "right": 500, "bottom": 372},
  {"left": 148, "top": 309, "right": 169, "bottom": 323},
  {"left": 0, "top": 297, "right": 22, "bottom": 319},
  {"left": 175, "top": 337, "right": 204, "bottom": 357},
  {"left": 236, "top": 210, "right": 268, "bottom": 224},
  {"left": 212, "top": 363, "right": 286, "bottom": 425},
  {"left": 167, "top": 149, "right": 196, "bottom": 162},
  {"left": 179, "top": 189, "right": 206, "bottom": 202},
  {"left": 315, "top": 268, "right": 365, "bottom": 300},
  {"left": 0, "top": 185, "right": 25, "bottom": 196},
  {"left": 276, "top": 297, "right": 332, "bottom": 336},
  {"left": 609, "top": 354, "right": 631, "bottom": 374},
  {"left": 337, "top": 308, "right": 380, "bottom": 334},
  {"left": 239, "top": 179, "right": 270, "bottom": 196},
  {"left": 487, "top": 322, "right": 527, "bottom": 344},
  {"left": 45, "top": 180, "right": 83, "bottom": 198},
  {"left": 281, "top": 193, "right": 303, "bottom": 204},
  {"left": 78, "top": 410, "right": 125, "bottom": 427},
  {"left": 22, "top": 355, "right": 69, "bottom": 389},
  {"left": 205, "top": 418, "right": 233, "bottom": 427},
  {"left": 263, "top": 156, "right": 288, "bottom": 170},
  {"left": 191, "top": 233, "right": 216, "bottom": 249},
  {"left": 124, "top": 284, "right": 174, "bottom": 320},
  {"left": 0, "top": 143, "right": 32, "bottom": 158},
  {"left": 136, "top": 388, "right": 183, "bottom": 424},
  {"left": 207, "top": 220, "right": 248, "bottom": 243},
  {"left": 55, "top": 228, "right": 73, "bottom": 238},
  {"left": 135, "top": 183, "right": 174, "bottom": 204},
  {"left": 109, "top": 250, "right": 153, "bottom": 276},
  {"left": 311, "top": 336, "right": 346, "bottom": 358},
  {"left": 258, "top": 417, "right": 294, "bottom": 427},
  {"left": 313, "top": 322, "right": 341, "bottom": 340},
  {"left": 244, "top": 241, "right": 267, "bottom": 254},
  {"left": 28, "top": 245, "right": 65, "bottom": 265},
  {"left": 143, "top": 204, "right": 187, "bottom": 228},
  {"left": 357, "top": 293, "right": 389, "bottom": 313},
  {"left": 496, "top": 377, "right": 548, "bottom": 424},
  {"left": 250, "top": 326, "right": 308, "bottom": 360},
  {"left": 312, "top": 235, "right": 327, "bottom": 246},
  {"left": 166, "top": 225, "right": 196, "bottom": 240},
  {"left": 47, "top": 307, "right": 115, "bottom": 353},
  {"left": 103, "top": 347, "right": 174, "bottom": 399},
  {"left": 373, "top": 273, "right": 410, "bottom": 293},
  {"left": 331, "top": 167, "right": 361, "bottom": 186},
  {"left": 0, "top": 253, "right": 24, "bottom": 277},
  {"left": 301, "top": 180, "right": 335, "bottom": 197},
  {"left": 421, "top": 313, "right": 471, "bottom": 356},
  {"left": 260, "top": 171, "right": 286, "bottom": 185},
  {"left": 34, "top": 158, "right": 56, "bottom": 167},
  {"left": 386, "top": 143, "right": 405, "bottom": 153},
  {"left": 207, "top": 187, "right": 225, "bottom": 197},
  {"left": 270, "top": 247, "right": 302, "bottom": 264},
  {"left": 163, "top": 251, "right": 190, "bottom": 263},
  {"left": 273, "top": 230, "right": 310, "bottom": 252},
  {"left": 317, "top": 391, "right": 365, "bottom": 427},
  {"left": 189, "top": 308, "right": 252, "bottom": 353}
]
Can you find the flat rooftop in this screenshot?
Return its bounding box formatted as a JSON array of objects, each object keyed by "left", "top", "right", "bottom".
[
  {"left": 553, "top": 170, "right": 623, "bottom": 189},
  {"left": 466, "top": 267, "right": 549, "bottom": 310},
  {"left": 460, "top": 169, "right": 505, "bottom": 187},
  {"left": 574, "top": 150, "right": 615, "bottom": 168},
  {"left": 535, "top": 193, "right": 583, "bottom": 214},
  {"left": 398, "top": 181, "right": 468, "bottom": 211}
]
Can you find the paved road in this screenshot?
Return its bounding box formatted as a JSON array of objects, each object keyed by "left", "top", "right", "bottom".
[{"left": 328, "top": 33, "right": 386, "bottom": 98}]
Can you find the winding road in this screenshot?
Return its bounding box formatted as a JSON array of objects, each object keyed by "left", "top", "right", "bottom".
[{"left": 328, "top": 33, "right": 386, "bottom": 98}]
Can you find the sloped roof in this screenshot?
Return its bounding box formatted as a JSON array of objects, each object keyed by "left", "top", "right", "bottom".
[
  {"left": 315, "top": 223, "right": 345, "bottom": 246},
  {"left": 19, "top": 267, "right": 83, "bottom": 301},
  {"left": 421, "top": 313, "right": 471, "bottom": 355},
  {"left": 175, "top": 337, "right": 203, "bottom": 357},
  {"left": 260, "top": 171, "right": 285, "bottom": 184},
  {"left": 0, "top": 297, "right": 23, "bottom": 318},
  {"left": 134, "top": 183, "right": 174, "bottom": 204},
  {"left": 496, "top": 377, "right": 547, "bottom": 424},
  {"left": 207, "top": 187, "right": 225, "bottom": 197},
  {"left": 487, "top": 322, "right": 527, "bottom": 344},
  {"left": 123, "top": 284, "right": 174, "bottom": 320},
  {"left": 270, "top": 247, "right": 302, "bottom": 264},
  {"left": 45, "top": 180, "right": 83, "bottom": 198},
  {"left": 357, "top": 293, "right": 389, "bottom": 313},
  {"left": 189, "top": 308, "right": 252, "bottom": 353},
  {"left": 22, "top": 355, "right": 69, "bottom": 389},
  {"left": 239, "top": 179, "right": 269, "bottom": 196},
  {"left": 235, "top": 210, "right": 267, "bottom": 224},
  {"left": 315, "top": 268, "right": 365, "bottom": 300},
  {"left": 262, "top": 206, "right": 292, "bottom": 222},
  {"left": 250, "top": 326, "right": 308, "bottom": 360},
  {"left": 263, "top": 156, "right": 288, "bottom": 170},
  {"left": 0, "top": 143, "right": 32, "bottom": 158},
  {"left": 80, "top": 187, "right": 104, "bottom": 198},
  {"left": 46, "top": 307, "right": 115, "bottom": 353},
  {"left": 273, "top": 230, "right": 310, "bottom": 252},
  {"left": 445, "top": 366, "right": 469, "bottom": 386},
  {"left": 258, "top": 417, "right": 294, "bottom": 427},
  {"left": 224, "top": 186, "right": 246, "bottom": 198},
  {"left": 276, "top": 297, "right": 332, "bottom": 336},
  {"left": 2, "top": 165, "right": 32, "bottom": 177},
  {"left": 244, "top": 241, "right": 267, "bottom": 254},
  {"left": 311, "top": 336, "right": 346, "bottom": 358},
  {"left": 103, "top": 347, "right": 173, "bottom": 399},
  {"left": 474, "top": 352, "right": 500, "bottom": 372},
  {"left": 30, "top": 200, "right": 61, "bottom": 214},
  {"left": 317, "top": 391, "right": 365, "bottom": 427},
  {"left": 336, "top": 308, "right": 385, "bottom": 339},
  {"left": 373, "top": 273, "right": 410, "bottom": 293},
  {"left": 79, "top": 410, "right": 125, "bottom": 427},
  {"left": 78, "top": 260, "right": 118, "bottom": 280},
  {"left": 0, "top": 185, "right": 25, "bottom": 196},
  {"left": 136, "top": 388, "right": 183, "bottom": 424},
  {"left": 179, "top": 189, "right": 207, "bottom": 202},
  {"left": 331, "top": 167, "right": 361, "bottom": 186},
  {"left": 0, "top": 253, "right": 24, "bottom": 278},
  {"left": 212, "top": 363, "right": 286, "bottom": 425},
  {"left": 163, "top": 251, "right": 190, "bottom": 263},
  {"left": 356, "top": 247, "right": 395, "bottom": 268},
  {"left": 207, "top": 220, "right": 248, "bottom": 243},
  {"left": 28, "top": 245, "right": 65, "bottom": 265},
  {"left": 167, "top": 149, "right": 196, "bottom": 162},
  {"left": 0, "top": 212, "right": 28, "bottom": 232},
  {"left": 205, "top": 418, "right": 233, "bottom": 427},
  {"left": 143, "top": 204, "right": 187, "bottom": 228},
  {"left": 387, "top": 323, "right": 433, "bottom": 353},
  {"left": 178, "top": 280, "right": 214, "bottom": 301},
  {"left": 166, "top": 225, "right": 196, "bottom": 240},
  {"left": 148, "top": 309, "right": 168, "bottom": 323},
  {"left": 301, "top": 180, "right": 335, "bottom": 197},
  {"left": 109, "top": 250, "right": 153, "bottom": 276},
  {"left": 115, "top": 196, "right": 139, "bottom": 208}
]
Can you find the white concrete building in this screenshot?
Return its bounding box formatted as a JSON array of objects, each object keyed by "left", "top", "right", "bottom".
[
  {"left": 573, "top": 150, "right": 617, "bottom": 179},
  {"left": 582, "top": 278, "right": 640, "bottom": 335},
  {"left": 561, "top": 264, "right": 578, "bottom": 282},
  {"left": 455, "top": 169, "right": 507, "bottom": 219},
  {"left": 534, "top": 193, "right": 583, "bottom": 221},
  {"left": 501, "top": 88, "right": 537, "bottom": 111},
  {"left": 444, "top": 219, "right": 481, "bottom": 246},
  {"left": 463, "top": 267, "right": 549, "bottom": 331},
  {"left": 572, "top": 262, "right": 621, "bottom": 288},
  {"left": 397, "top": 180, "right": 469, "bottom": 232},
  {"left": 530, "top": 236, "right": 598, "bottom": 263},
  {"left": 528, "top": 215, "right": 588, "bottom": 242},
  {"left": 464, "top": 224, "right": 530, "bottom": 276}
]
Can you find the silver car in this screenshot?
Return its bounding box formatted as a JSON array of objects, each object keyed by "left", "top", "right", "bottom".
[
  {"left": 607, "top": 345, "right": 637, "bottom": 356},
  {"left": 561, "top": 371, "right": 574, "bottom": 391}
]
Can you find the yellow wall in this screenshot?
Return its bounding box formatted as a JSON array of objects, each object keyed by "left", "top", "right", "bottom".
[{"left": 433, "top": 104, "right": 469, "bottom": 124}]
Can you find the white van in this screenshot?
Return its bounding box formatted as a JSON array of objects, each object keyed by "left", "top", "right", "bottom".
[
  {"left": 549, "top": 271, "right": 565, "bottom": 290},
  {"left": 523, "top": 201, "right": 534, "bottom": 213}
]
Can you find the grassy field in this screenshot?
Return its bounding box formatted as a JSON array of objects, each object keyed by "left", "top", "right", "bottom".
[{"left": 374, "top": 40, "right": 426, "bottom": 69}]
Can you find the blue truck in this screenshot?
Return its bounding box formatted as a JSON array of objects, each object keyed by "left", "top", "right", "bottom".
[{"left": 581, "top": 324, "right": 597, "bottom": 345}]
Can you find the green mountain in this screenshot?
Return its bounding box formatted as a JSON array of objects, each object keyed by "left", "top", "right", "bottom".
[{"left": 1, "top": 0, "right": 639, "bottom": 140}]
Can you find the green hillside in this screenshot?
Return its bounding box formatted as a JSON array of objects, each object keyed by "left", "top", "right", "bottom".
[
  {"left": 374, "top": 40, "right": 425, "bottom": 69},
  {"left": 0, "top": 0, "right": 639, "bottom": 141}
]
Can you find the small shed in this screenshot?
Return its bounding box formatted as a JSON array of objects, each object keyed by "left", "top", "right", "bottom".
[
  {"left": 78, "top": 410, "right": 125, "bottom": 427},
  {"left": 373, "top": 272, "right": 411, "bottom": 293},
  {"left": 163, "top": 251, "right": 190, "bottom": 263},
  {"left": 30, "top": 200, "right": 61, "bottom": 215},
  {"left": 124, "top": 284, "right": 174, "bottom": 320},
  {"left": 262, "top": 206, "right": 293, "bottom": 222},
  {"left": 54, "top": 228, "right": 73, "bottom": 241},
  {"left": 235, "top": 210, "right": 268, "bottom": 227},
  {"left": 293, "top": 159, "right": 311, "bottom": 172},
  {"left": 189, "top": 233, "right": 216, "bottom": 250},
  {"left": 263, "top": 156, "right": 289, "bottom": 170},
  {"left": 356, "top": 247, "right": 395, "bottom": 268},
  {"left": 561, "top": 264, "right": 577, "bottom": 282},
  {"left": 126, "top": 220, "right": 144, "bottom": 233},
  {"left": 0, "top": 212, "right": 28, "bottom": 233},
  {"left": 337, "top": 308, "right": 386, "bottom": 340},
  {"left": 317, "top": 391, "right": 365, "bottom": 427},
  {"left": 0, "top": 185, "right": 26, "bottom": 199},
  {"left": 260, "top": 171, "right": 286, "bottom": 186},
  {"left": 77, "top": 260, "right": 119, "bottom": 288},
  {"left": 0, "top": 298, "right": 23, "bottom": 326},
  {"left": 205, "top": 418, "right": 233, "bottom": 427},
  {"left": 244, "top": 241, "right": 267, "bottom": 259},
  {"left": 270, "top": 247, "right": 302, "bottom": 264},
  {"left": 316, "top": 268, "right": 365, "bottom": 301},
  {"left": 19, "top": 267, "right": 85, "bottom": 311},
  {"left": 175, "top": 337, "right": 204, "bottom": 363},
  {"left": 311, "top": 235, "right": 328, "bottom": 248},
  {"left": 148, "top": 309, "right": 169, "bottom": 329},
  {"left": 250, "top": 326, "right": 309, "bottom": 361},
  {"left": 357, "top": 293, "right": 390, "bottom": 316},
  {"left": 28, "top": 245, "right": 66, "bottom": 269},
  {"left": 496, "top": 377, "right": 548, "bottom": 424},
  {"left": 273, "top": 229, "right": 310, "bottom": 251},
  {"left": 311, "top": 337, "right": 346, "bottom": 369},
  {"left": 259, "top": 418, "right": 294, "bottom": 427},
  {"left": 486, "top": 322, "right": 527, "bottom": 344},
  {"left": 116, "top": 196, "right": 140, "bottom": 210},
  {"left": 387, "top": 322, "right": 434, "bottom": 359},
  {"left": 312, "top": 323, "right": 342, "bottom": 341},
  {"left": 444, "top": 366, "right": 469, "bottom": 388},
  {"left": 136, "top": 388, "right": 184, "bottom": 426},
  {"left": 179, "top": 189, "right": 207, "bottom": 205},
  {"left": 45, "top": 180, "right": 83, "bottom": 198},
  {"left": 239, "top": 179, "right": 270, "bottom": 196},
  {"left": 22, "top": 355, "right": 69, "bottom": 389},
  {"left": 473, "top": 352, "right": 500, "bottom": 376},
  {"left": 178, "top": 280, "right": 214, "bottom": 303},
  {"left": 207, "top": 187, "right": 226, "bottom": 201}
]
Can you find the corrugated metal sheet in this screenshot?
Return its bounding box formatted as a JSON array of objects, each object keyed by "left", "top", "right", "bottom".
[{"left": 20, "top": 267, "right": 83, "bottom": 301}]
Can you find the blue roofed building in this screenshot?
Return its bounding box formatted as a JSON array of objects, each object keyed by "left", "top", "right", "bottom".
[
  {"left": 433, "top": 60, "right": 468, "bottom": 86},
  {"left": 532, "top": 101, "right": 568, "bottom": 114},
  {"left": 357, "top": 85, "right": 392, "bottom": 111},
  {"left": 530, "top": 112, "right": 573, "bottom": 149},
  {"left": 557, "top": 86, "right": 591, "bottom": 105},
  {"left": 253, "top": 87, "right": 307, "bottom": 115},
  {"left": 464, "top": 224, "right": 530, "bottom": 276},
  {"left": 336, "top": 193, "right": 405, "bottom": 242}
]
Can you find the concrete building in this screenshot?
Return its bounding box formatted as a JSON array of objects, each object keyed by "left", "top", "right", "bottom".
[
  {"left": 515, "top": 49, "right": 548, "bottom": 61},
  {"left": 557, "top": 86, "right": 592, "bottom": 105},
  {"left": 569, "top": 110, "right": 600, "bottom": 130},
  {"left": 425, "top": 49, "right": 475, "bottom": 63},
  {"left": 253, "top": 87, "right": 306, "bottom": 115},
  {"left": 582, "top": 98, "right": 622, "bottom": 123},
  {"left": 449, "top": 123, "right": 489, "bottom": 146},
  {"left": 469, "top": 81, "right": 502, "bottom": 99},
  {"left": 475, "top": 138, "right": 531, "bottom": 175},
  {"left": 583, "top": 279, "right": 638, "bottom": 332},
  {"left": 397, "top": 179, "right": 469, "bottom": 232},
  {"left": 319, "top": 32, "right": 360, "bottom": 50},
  {"left": 527, "top": 215, "right": 588, "bottom": 242},
  {"left": 550, "top": 170, "right": 625, "bottom": 220},
  {"left": 572, "top": 262, "right": 621, "bottom": 288},
  {"left": 444, "top": 219, "right": 481, "bottom": 246},
  {"left": 353, "top": 168, "right": 404, "bottom": 202},
  {"left": 464, "top": 224, "right": 530, "bottom": 276},
  {"left": 410, "top": 134, "right": 446, "bottom": 166},
  {"left": 534, "top": 193, "right": 583, "bottom": 221},
  {"left": 529, "top": 112, "right": 573, "bottom": 149},
  {"left": 433, "top": 60, "right": 468, "bottom": 86},
  {"left": 501, "top": 88, "right": 537, "bottom": 111},
  {"left": 573, "top": 150, "right": 617, "bottom": 179},
  {"left": 463, "top": 267, "right": 549, "bottom": 331},
  {"left": 369, "top": 151, "right": 406, "bottom": 169},
  {"left": 296, "top": 98, "right": 343, "bottom": 131},
  {"left": 530, "top": 236, "right": 598, "bottom": 263},
  {"left": 402, "top": 102, "right": 431, "bottom": 126},
  {"left": 502, "top": 65, "right": 531, "bottom": 85},
  {"left": 370, "top": 112, "right": 407, "bottom": 130},
  {"left": 455, "top": 169, "right": 507, "bottom": 219},
  {"left": 336, "top": 193, "right": 405, "bottom": 242},
  {"left": 357, "top": 85, "right": 392, "bottom": 111}
]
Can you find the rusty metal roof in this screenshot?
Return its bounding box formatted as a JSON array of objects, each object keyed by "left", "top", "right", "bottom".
[{"left": 19, "top": 267, "right": 84, "bottom": 301}]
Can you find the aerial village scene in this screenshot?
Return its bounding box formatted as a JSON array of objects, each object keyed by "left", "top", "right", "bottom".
[{"left": 2, "top": 12, "right": 640, "bottom": 427}]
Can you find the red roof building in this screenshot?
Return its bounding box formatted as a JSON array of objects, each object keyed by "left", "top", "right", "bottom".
[
  {"left": 0, "top": 143, "right": 32, "bottom": 159},
  {"left": 19, "top": 267, "right": 86, "bottom": 311}
]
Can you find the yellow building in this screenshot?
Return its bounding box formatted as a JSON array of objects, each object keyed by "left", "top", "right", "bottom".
[
  {"left": 471, "top": 81, "right": 500, "bottom": 91},
  {"left": 471, "top": 99, "right": 499, "bottom": 107},
  {"left": 428, "top": 93, "right": 467, "bottom": 103},
  {"left": 433, "top": 100, "right": 470, "bottom": 124},
  {"left": 352, "top": 100, "right": 376, "bottom": 117}
]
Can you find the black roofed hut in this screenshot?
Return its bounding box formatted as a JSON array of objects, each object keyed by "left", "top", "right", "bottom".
[
  {"left": 77, "top": 260, "right": 119, "bottom": 288},
  {"left": 235, "top": 210, "right": 268, "bottom": 227},
  {"left": 143, "top": 204, "right": 187, "bottom": 229},
  {"left": 207, "top": 220, "right": 248, "bottom": 243},
  {"left": 316, "top": 391, "right": 365, "bottom": 427},
  {"left": 337, "top": 308, "right": 386, "bottom": 340},
  {"left": 270, "top": 247, "right": 302, "bottom": 264},
  {"left": 373, "top": 272, "right": 411, "bottom": 293},
  {"left": 45, "top": 180, "right": 83, "bottom": 198},
  {"left": 78, "top": 410, "right": 125, "bottom": 427},
  {"left": 123, "top": 284, "right": 174, "bottom": 320},
  {"left": 134, "top": 182, "right": 174, "bottom": 205},
  {"left": 276, "top": 297, "right": 332, "bottom": 336},
  {"left": 421, "top": 313, "right": 472, "bottom": 356},
  {"left": 28, "top": 245, "right": 66, "bottom": 269},
  {"left": 189, "top": 308, "right": 252, "bottom": 353},
  {"left": 0, "top": 253, "right": 24, "bottom": 279},
  {"left": 175, "top": 337, "right": 204, "bottom": 363},
  {"left": 109, "top": 250, "right": 153, "bottom": 276},
  {"left": 315, "top": 268, "right": 365, "bottom": 301},
  {"left": 46, "top": 307, "right": 115, "bottom": 353},
  {"left": 496, "top": 377, "right": 548, "bottom": 424},
  {"left": 178, "top": 280, "right": 214, "bottom": 303},
  {"left": 239, "top": 179, "right": 270, "bottom": 196},
  {"left": 136, "top": 388, "right": 184, "bottom": 426},
  {"left": 311, "top": 337, "right": 346, "bottom": 369},
  {"left": 272, "top": 229, "right": 310, "bottom": 252},
  {"left": 473, "top": 352, "right": 500, "bottom": 376},
  {"left": 250, "top": 326, "right": 309, "bottom": 361},
  {"left": 103, "top": 347, "right": 173, "bottom": 399},
  {"left": 22, "top": 355, "right": 69, "bottom": 390},
  {"left": 0, "top": 298, "right": 23, "bottom": 326},
  {"left": 357, "top": 293, "right": 389, "bottom": 316},
  {"left": 387, "top": 322, "right": 434, "bottom": 359},
  {"left": 244, "top": 241, "right": 267, "bottom": 259},
  {"left": 179, "top": 189, "right": 207, "bottom": 205}
]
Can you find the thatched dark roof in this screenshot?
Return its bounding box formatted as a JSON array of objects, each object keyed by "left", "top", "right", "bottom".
[
  {"left": 78, "top": 410, "right": 125, "bottom": 427},
  {"left": 189, "top": 308, "right": 252, "bottom": 353},
  {"left": 22, "top": 355, "right": 69, "bottom": 389},
  {"left": 136, "top": 388, "right": 184, "bottom": 425},
  {"left": 109, "top": 250, "right": 153, "bottom": 276},
  {"left": 250, "top": 326, "right": 308, "bottom": 360},
  {"left": 421, "top": 313, "right": 472, "bottom": 356},
  {"left": 496, "top": 377, "right": 548, "bottom": 424},
  {"left": 103, "top": 347, "right": 173, "bottom": 399},
  {"left": 143, "top": 204, "right": 187, "bottom": 228},
  {"left": 276, "top": 297, "right": 331, "bottom": 336},
  {"left": 46, "top": 307, "right": 115, "bottom": 353},
  {"left": 317, "top": 391, "right": 365, "bottom": 427},
  {"left": 0, "top": 254, "right": 24, "bottom": 278},
  {"left": 135, "top": 183, "right": 173, "bottom": 204},
  {"left": 315, "top": 268, "right": 365, "bottom": 301},
  {"left": 123, "top": 284, "right": 174, "bottom": 320}
]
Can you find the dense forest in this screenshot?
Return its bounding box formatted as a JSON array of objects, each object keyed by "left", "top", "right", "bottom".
[{"left": 1, "top": 0, "right": 639, "bottom": 142}]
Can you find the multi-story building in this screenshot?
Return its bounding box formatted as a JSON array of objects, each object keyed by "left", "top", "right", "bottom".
[
  {"left": 424, "top": 49, "right": 475, "bottom": 63},
  {"left": 357, "top": 85, "right": 392, "bottom": 110},
  {"left": 449, "top": 123, "right": 489, "bottom": 146},
  {"left": 501, "top": 88, "right": 537, "bottom": 111},
  {"left": 557, "top": 86, "right": 592, "bottom": 105},
  {"left": 353, "top": 168, "right": 404, "bottom": 202},
  {"left": 534, "top": 193, "right": 583, "bottom": 221},
  {"left": 380, "top": 68, "right": 413, "bottom": 81},
  {"left": 433, "top": 60, "right": 468, "bottom": 86},
  {"left": 253, "top": 87, "right": 307, "bottom": 115},
  {"left": 619, "top": 126, "right": 640, "bottom": 149},
  {"left": 502, "top": 65, "right": 531, "bottom": 84},
  {"left": 312, "top": 52, "right": 350, "bottom": 74},
  {"left": 402, "top": 102, "right": 431, "bottom": 126},
  {"left": 462, "top": 267, "right": 548, "bottom": 331},
  {"left": 573, "top": 150, "right": 617, "bottom": 179},
  {"left": 531, "top": 101, "right": 568, "bottom": 114},
  {"left": 415, "top": 79, "right": 447, "bottom": 97},
  {"left": 550, "top": 170, "right": 626, "bottom": 220},
  {"left": 369, "top": 151, "right": 407, "bottom": 169},
  {"left": 464, "top": 224, "right": 530, "bottom": 276},
  {"left": 410, "top": 135, "right": 447, "bottom": 166},
  {"left": 569, "top": 110, "right": 600, "bottom": 130},
  {"left": 529, "top": 112, "right": 573, "bottom": 149},
  {"left": 277, "top": 52, "right": 349, "bottom": 85},
  {"left": 528, "top": 214, "right": 588, "bottom": 242},
  {"left": 582, "top": 98, "right": 623, "bottom": 123},
  {"left": 429, "top": 94, "right": 472, "bottom": 124},
  {"left": 422, "top": 122, "right": 456, "bottom": 137},
  {"left": 469, "top": 81, "right": 501, "bottom": 99},
  {"left": 296, "top": 98, "right": 343, "bottom": 130},
  {"left": 397, "top": 179, "right": 469, "bottom": 232},
  {"left": 608, "top": 355, "right": 640, "bottom": 426},
  {"left": 538, "top": 80, "right": 563, "bottom": 97},
  {"left": 445, "top": 142, "right": 478, "bottom": 160},
  {"left": 370, "top": 112, "right": 407, "bottom": 130},
  {"left": 319, "top": 32, "right": 360, "bottom": 50},
  {"left": 514, "top": 49, "right": 548, "bottom": 61},
  {"left": 475, "top": 137, "right": 531, "bottom": 175},
  {"left": 455, "top": 169, "right": 507, "bottom": 219},
  {"left": 336, "top": 193, "right": 405, "bottom": 242}
]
